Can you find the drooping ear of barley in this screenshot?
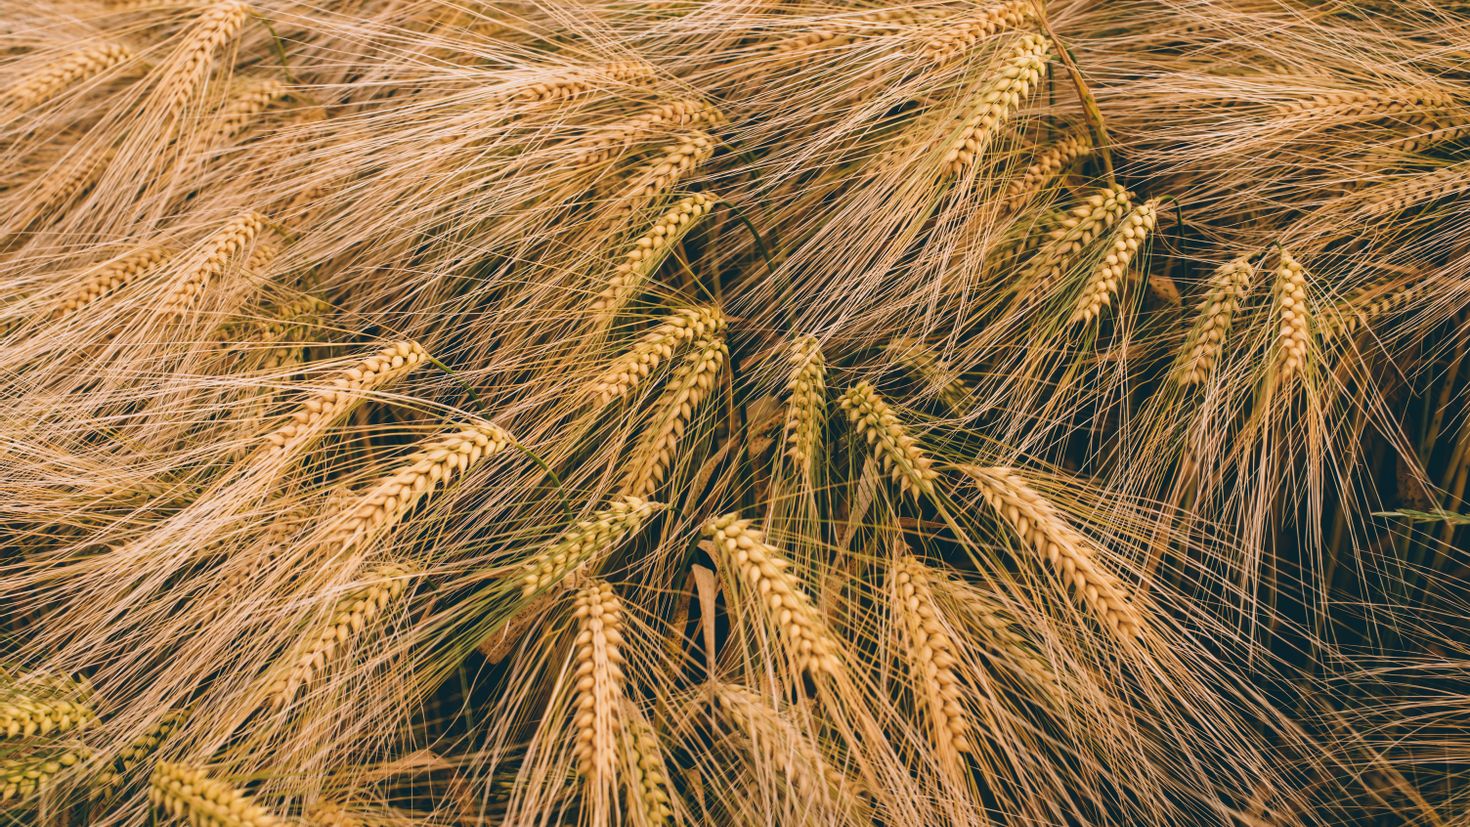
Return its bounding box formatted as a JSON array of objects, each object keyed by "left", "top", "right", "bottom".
[
  {"left": 570, "top": 579, "right": 627, "bottom": 827},
  {"left": 703, "top": 513, "right": 840, "bottom": 675},
  {"left": 1276, "top": 85, "right": 1456, "bottom": 125},
  {"left": 613, "top": 132, "right": 716, "bottom": 218},
  {"left": 94, "top": 710, "right": 188, "bottom": 797},
  {"left": 47, "top": 246, "right": 176, "bottom": 322},
  {"left": 150, "top": 0, "right": 252, "bottom": 120},
  {"left": 0, "top": 42, "right": 134, "bottom": 111},
  {"left": 511, "top": 60, "right": 655, "bottom": 105},
  {"left": 1171, "top": 256, "right": 1256, "bottom": 386},
  {"left": 627, "top": 715, "right": 675, "bottom": 827},
  {"left": 0, "top": 691, "right": 96, "bottom": 739},
  {"left": 318, "top": 420, "right": 511, "bottom": 558},
  {"left": 919, "top": 0, "right": 1037, "bottom": 66},
  {"left": 1271, "top": 248, "right": 1312, "bottom": 386},
  {"left": 782, "top": 334, "right": 827, "bottom": 481},
  {"left": 150, "top": 761, "right": 289, "bottom": 827},
  {"left": 577, "top": 99, "right": 725, "bottom": 167},
  {"left": 0, "top": 747, "right": 89, "bottom": 803},
  {"left": 266, "top": 562, "right": 416, "bottom": 709},
  {"left": 1022, "top": 184, "right": 1133, "bottom": 292},
  {"left": 1002, "top": 134, "right": 1092, "bottom": 212},
  {"left": 207, "top": 75, "right": 289, "bottom": 144},
  {"left": 9, "top": 148, "right": 116, "bottom": 232},
  {"left": 589, "top": 307, "right": 726, "bottom": 403},
  {"left": 1349, "top": 160, "right": 1470, "bottom": 221},
  {"left": 885, "top": 338, "right": 971, "bottom": 413},
  {"left": 960, "top": 465, "right": 1144, "bottom": 640},
  {"left": 521, "top": 496, "right": 664, "bottom": 596},
  {"left": 621, "top": 336, "right": 726, "bottom": 499},
  {"left": 1327, "top": 276, "right": 1428, "bottom": 341},
  {"left": 1070, "top": 197, "right": 1160, "bottom": 325},
  {"left": 710, "top": 683, "right": 863, "bottom": 813},
  {"left": 159, "top": 211, "right": 272, "bottom": 320},
  {"left": 890, "top": 554, "right": 972, "bottom": 784},
  {"left": 938, "top": 33, "right": 1051, "bottom": 177},
  {"left": 837, "top": 381, "right": 937, "bottom": 499},
  {"left": 592, "top": 192, "right": 719, "bottom": 321},
  {"left": 250, "top": 341, "right": 428, "bottom": 467}
]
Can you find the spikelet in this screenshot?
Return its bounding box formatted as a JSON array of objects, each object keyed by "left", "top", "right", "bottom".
[
  {"left": 1272, "top": 249, "right": 1311, "bottom": 385},
  {"left": 521, "top": 496, "right": 664, "bottom": 595},
  {"left": 891, "top": 555, "right": 971, "bottom": 782},
  {"left": 151, "top": 0, "right": 252, "bottom": 119},
  {"left": 837, "top": 381, "right": 937, "bottom": 499},
  {"left": 1172, "top": 256, "right": 1255, "bottom": 385},
  {"left": 511, "top": 60, "right": 656, "bottom": 104},
  {"left": 782, "top": 334, "right": 827, "bottom": 480},
  {"left": 614, "top": 132, "right": 715, "bottom": 217},
  {"left": 1070, "top": 197, "right": 1160, "bottom": 325},
  {"left": 48, "top": 246, "right": 176, "bottom": 321},
  {"left": 1023, "top": 184, "right": 1133, "bottom": 290},
  {"left": 592, "top": 192, "right": 718, "bottom": 319},
  {"left": 0, "top": 747, "right": 88, "bottom": 803},
  {"left": 207, "top": 75, "right": 289, "bottom": 143},
  {"left": 571, "top": 580, "right": 627, "bottom": 824},
  {"left": 938, "top": 33, "right": 1051, "bottom": 176},
  {"left": 0, "top": 692, "right": 95, "bottom": 738},
  {"left": 711, "top": 683, "right": 861, "bottom": 809},
  {"left": 962, "top": 465, "right": 1143, "bottom": 639},
  {"left": 159, "top": 211, "right": 271, "bottom": 320},
  {"left": 150, "top": 761, "right": 290, "bottom": 827},
  {"left": 577, "top": 100, "right": 726, "bottom": 166},
  {"left": 703, "top": 513, "right": 839, "bottom": 675},
  {"left": 95, "top": 710, "right": 188, "bottom": 796},
  {"left": 267, "top": 562, "right": 415, "bottom": 708},
  {"left": 885, "top": 338, "right": 970, "bottom": 412},
  {"left": 0, "top": 42, "right": 134, "bottom": 111},
  {"left": 1002, "top": 135, "right": 1092, "bottom": 211},
  {"left": 252, "top": 341, "right": 428, "bottom": 466},
  {"left": 920, "top": 0, "right": 1037, "bottom": 65},
  {"left": 621, "top": 337, "right": 726, "bottom": 499},
  {"left": 589, "top": 307, "right": 726, "bottom": 403},
  {"left": 318, "top": 420, "right": 510, "bottom": 557},
  {"left": 1277, "top": 85, "right": 1456, "bottom": 125},
  {"left": 627, "top": 716, "right": 674, "bottom": 827}
]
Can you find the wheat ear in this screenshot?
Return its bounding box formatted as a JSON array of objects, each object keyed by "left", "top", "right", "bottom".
[
  {"left": 920, "top": 0, "right": 1037, "bottom": 65},
  {"left": 589, "top": 307, "right": 726, "bottom": 403},
  {"left": 593, "top": 192, "right": 718, "bottom": 320},
  {"left": 837, "top": 381, "right": 937, "bottom": 499},
  {"left": 703, "top": 513, "right": 840, "bottom": 675},
  {"left": 782, "top": 334, "right": 827, "bottom": 481},
  {"left": 621, "top": 336, "right": 726, "bottom": 499},
  {"left": 1070, "top": 197, "right": 1160, "bottom": 325},
  {"left": 891, "top": 554, "right": 972, "bottom": 783},
  {"left": 1172, "top": 256, "right": 1255, "bottom": 385},
  {"left": 571, "top": 580, "right": 627, "bottom": 826},
  {"left": 160, "top": 211, "right": 272, "bottom": 320},
  {"left": 150, "top": 761, "right": 289, "bottom": 827},
  {"left": 885, "top": 338, "right": 971, "bottom": 413},
  {"left": 939, "top": 33, "right": 1051, "bottom": 177},
  {"left": 267, "top": 562, "right": 416, "bottom": 708},
  {"left": 1002, "top": 135, "right": 1092, "bottom": 212},
  {"left": 521, "top": 496, "right": 665, "bottom": 596},
  {"left": 318, "top": 420, "right": 510, "bottom": 557},
  {"left": 961, "top": 465, "right": 1144, "bottom": 639},
  {"left": 95, "top": 710, "right": 188, "bottom": 796},
  {"left": 1, "top": 747, "right": 89, "bottom": 803},
  {"left": 1272, "top": 248, "right": 1311, "bottom": 385},
  {"left": 48, "top": 246, "right": 176, "bottom": 321},
  {"left": 0, "top": 42, "right": 134, "bottom": 111}
]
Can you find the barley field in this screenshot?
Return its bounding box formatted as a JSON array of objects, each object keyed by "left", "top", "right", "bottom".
[{"left": 0, "top": 1, "right": 1467, "bottom": 825}]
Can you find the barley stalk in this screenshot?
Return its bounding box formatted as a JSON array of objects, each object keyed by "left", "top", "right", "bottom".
[
  {"left": 1070, "top": 197, "right": 1159, "bottom": 325},
  {"left": 703, "top": 513, "right": 840, "bottom": 675},
  {"left": 891, "top": 554, "right": 972, "bottom": 783},
  {"left": 961, "top": 465, "right": 1144, "bottom": 639},
  {"left": 590, "top": 307, "right": 725, "bottom": 403},
  {"left": 1172, "top": 256, "right": 1255, "bottom": 385},
  {"left": 150, "top": 761, "right": 290, "bottom": 827},
  {"left": 521, "top": 496, "right": 664, "bottom": 596},
  {"left": 592, "top": 192, "right": 718, "bottom": 320},
  {"left": 837, "top": 381, "right": 937, "bottom": 499},
  {"left": 1272, "top": 248, "right": 1311, "bottom": 385},
  {"left": 939, "top": 33, "right": 1051, "bottom": 177},
  {"left": 920, "top": 0, "right": 1037, "bottom": 65},
  {"left": 782, "top": 334, "right": 827, "bottom": 480},
  {"left": 621, "top": 336, "right": 726, "bottom": 499},
  {"left": 0, "top": 42, "right": 134, "bottom": 111}
]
